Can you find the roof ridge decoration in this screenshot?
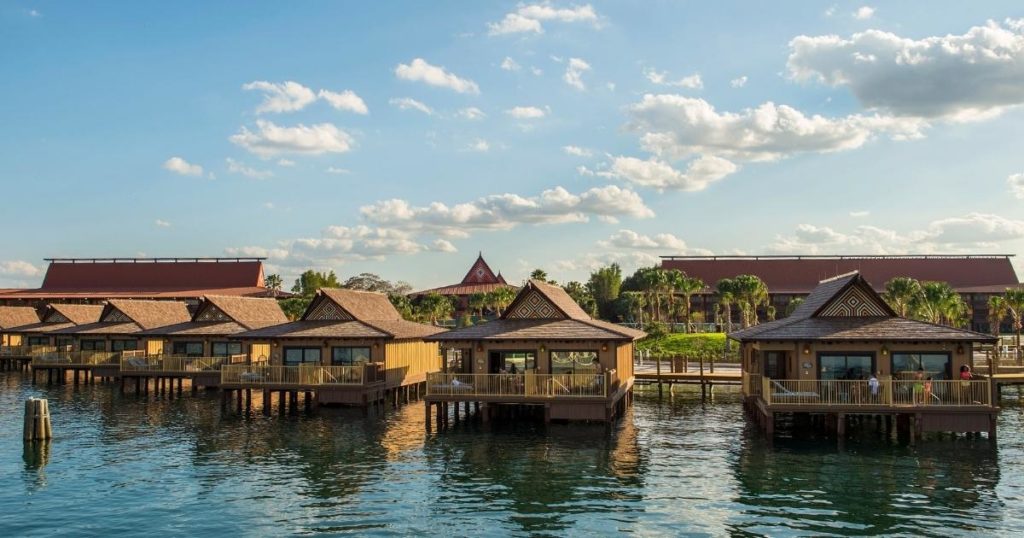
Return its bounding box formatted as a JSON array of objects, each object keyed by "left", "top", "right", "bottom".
[
  {"left": 460, "top": 253, "right": 502, "bottom": 285},
  {"left": 811, "top": 274, "right": 896, "bottom": 318},
  {"left": 304, "top": 295, "right": 355, "bottom": 321},
  {"left": 44, "top": 310, "right": 70, "bottom": 323},
  {"left": 194, "top": 303, "right": 231, "bottom": 323},
  {"left": 101, "top": 306, "right": 133, "bottom": 323},
  {"left": 502, "top": 279, "right": 590, "bottom": 321}
]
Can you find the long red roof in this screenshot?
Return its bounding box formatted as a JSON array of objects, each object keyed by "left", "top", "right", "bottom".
[{"left": 661, "top": 255, "right": 1019, "bottom": 294}]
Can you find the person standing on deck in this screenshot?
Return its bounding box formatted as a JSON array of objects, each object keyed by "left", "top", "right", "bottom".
[{"left": 869, "top": 372, "right": 880, "bottom": 403}]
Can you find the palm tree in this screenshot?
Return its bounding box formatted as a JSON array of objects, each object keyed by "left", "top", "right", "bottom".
[
  {"left": 468, "top": 292, "right": 488, "bottom": 318},
  {"left": 530, "top": 269, "right": 549, "bottom": 283},
  {"left": 677, "top": 275, "right": 705, "bottom": 332},
  {"left": 715, "top": 278, "right": 736, "bottom": 332},
  {"left": 912, "top": 281, "right": 968, "bottom": 327},
  {"left": 636, "top": 267, "right": 667, "bottom": 322},
  {"left": 784, "top": 297, "right": 804, "bottom": 317},
  {"left": 662, "top": 269, "right": 684, "bottom": 324},
  {"left": 621, "top": 291, "right": 646, "bottom": 328},
  {"left": 733, "top": 274, "right": 769, "bottom": 327},
  {"left": 883, "top": 277, "right": 921, "bottom": 317},
  {"left": 988, "top": 296, "right": 1009, "bottom": 358},
  {"left": 264, "top": 274, "right": 283, "bottom": 292},
  {"left": 1005, "top": 287, "right": 1024, "bottom": 358},
  {"left": 489, "top": 286, "right": 517, "bottom": 317}
]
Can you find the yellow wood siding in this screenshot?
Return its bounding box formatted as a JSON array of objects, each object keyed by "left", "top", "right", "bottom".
[
  {"left": 616, "top": 342, "right": 634, "bottom": 381},
  {"left": 8, "top": 334, "right": 23, "bottom": 346},
  {"left": 384, "top": 340, "right": 441, "bottom": 388},
  {"left": 250, "top": 343, "right": 271, "bottom": 363},
  {"left": 146, "top": 339, "right": 164, "bottom": 356}
]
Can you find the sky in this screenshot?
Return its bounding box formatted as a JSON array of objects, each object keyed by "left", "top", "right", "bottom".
[{"left": 2, "top": 1, "right": 1023, "bottom": 290}]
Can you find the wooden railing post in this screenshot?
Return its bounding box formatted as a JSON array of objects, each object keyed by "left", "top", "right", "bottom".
[{"left": 762, "top": 376, "right": 770, "bottom": 405}]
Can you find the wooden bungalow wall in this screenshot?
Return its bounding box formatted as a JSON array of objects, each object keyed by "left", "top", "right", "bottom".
[{"left": 384, "top": 340, "right": 441, "bottom": 388}]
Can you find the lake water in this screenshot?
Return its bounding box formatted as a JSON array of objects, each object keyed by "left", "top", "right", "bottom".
[{"left": 2, "top": 372, "right": 1023, "bottom": 536}]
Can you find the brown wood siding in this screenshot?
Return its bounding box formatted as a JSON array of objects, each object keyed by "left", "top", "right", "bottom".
[
  {"left": 616, "top": 342, "right": 634, "bottom": 381},
  {"left": 384, "top": 340, "right": 440, "bottom": 388}
]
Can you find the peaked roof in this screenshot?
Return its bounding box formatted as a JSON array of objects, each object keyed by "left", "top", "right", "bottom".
[
  {"left": 51, "top": 300, "right": 191, "bottom": 336},
  {"left": 729, "top": 272, "right": 996, "bottom": 343},
  {"left": 4, "top": 304, "right": 104, "bottom": 335},
  {"left": 432, "top": 280, "right": 645, "bottom": 341},
  {"left": 461, "top": 253, "right": 502, "bottom": 285},
  {"left": 314, "top": 288, "right": 402, "bottom": 321},
  {"left": 137, "top": 295, "right": 288, "bottom": 337},
  {"left": 0, "top": 306, "right": 39, "bottom": 329}
]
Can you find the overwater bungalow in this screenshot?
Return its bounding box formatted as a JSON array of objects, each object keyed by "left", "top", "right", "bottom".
[
  {"left": 0, "top": 306, "right": 42, "bottom": 370},
  {"left": 225, "top": 288, "right": 446, "bottom": 409},
  {"left": 731, "top": 272, "right": 999, "bottom": 440},
  {"left": 3, "top": 303, "right": 105, "bottom": 359},
  {"left": 423, "top": 279, "right": 645, "bottom": 425}
]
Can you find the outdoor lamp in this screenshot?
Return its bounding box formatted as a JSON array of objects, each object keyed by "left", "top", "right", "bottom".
[
  {"left": 881, "top": 345, "right": 889, "bottom": 356},
  {"left": 802, "top": 344, "right": 810, "bottom": 355},
  {"left": 601, "top": 343, "right": 608, "bottom": 352},
  {"left": 956, "top": 344, "right": 964, "bottom": 355}
]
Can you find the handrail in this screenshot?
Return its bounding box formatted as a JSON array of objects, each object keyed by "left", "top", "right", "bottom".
[
  {"left": 220, "top": 364, "right": 372, "bottom": 387},
  {"left": 31, "top": 351, "right": 120, "bottom": 366},
  {"left": 426, "top": 372, "right": 612, "bottom": 398},
  {"left": 1, "top": 345, "right": 61, "bottom": 357},
  {"left": 120, "top": 354, "right": 248, "bottom": 373},
  {"left": 760, "top": 378, "right": 993, "bottom": 408}
]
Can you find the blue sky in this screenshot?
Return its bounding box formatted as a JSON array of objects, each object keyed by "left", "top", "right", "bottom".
[{"left": 2, "top": 1, "right": 1023, "bottom": 290}]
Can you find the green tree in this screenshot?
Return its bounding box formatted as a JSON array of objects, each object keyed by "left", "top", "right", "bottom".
[
  {"left": 620, "top": 291, "right": 647, "bottom": 327},
  {"left": 291, "top": 269, "right": 341, "bottom": 297},
  {"left": 563, "top": 281, "right": 597, "bottom": 317},
  {"left": 677, "top": 275, "right": 705, "bottom": 331},
  {"left": 342, "top": 272, "right": 412, "bottom": 295},
  {"left": 1005, "top": 287, "right": 1024, "bottom": 355},
  {"left": 587, "top": 263, "right": 622, "bottom": 320},
  {"left": 912, "top": 281, "right": 968, "bottom": 327},
  {"left": 784, "top": 297, "right": 805, "bottom": 317},
  {"left": 264, "top": 274, "right": 283, "bottom": 291},
  {"left": 732, "top": 274, "right": 769, "bottom": 328},
  {"left": 883, "top": 277, "right": 922, "bottom": 317},
  {"left": 416, "top": 293, "right": 454, "bottom": 324},
  {"left": 388, "top": 293, "right": 415, "bottom": 321},
  {"left": 279, "top": 298, "right": 308, "bottom": 320},
  {"left": 988, "top": 295, "right": 1009, "bottom": 342},
  {"left": 488, "top": 286, "right": 517, "bottom": 317},
  {"left": 715, "top": 278, "right": 737, "bottom": 332},
  {"left": 530, "top": 268, "right": 550, "bottom": 283},
  {"left": 468, "top": 292, "right": 489, "bottom": 318},
  {"left": 633, "top": 266, "right": 667, "bottom": 322}
]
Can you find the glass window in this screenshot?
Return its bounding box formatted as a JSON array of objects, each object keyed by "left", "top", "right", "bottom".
[
  {"left": 111, "top": 339, "right": 137, "bottom": 352},
  {"left": 172, "top": 341, "right": 205, "bottom": 357},
  {"left": 56, "top": 338, "right": 73, "bottom": 350},
  {"left": 550, "top": 351, "right": 599, "bottom": 374},
  {"left": 211, "top": 342, "right": 243, "bottom": 357},
  {"left": 331, "top": 346, "right": 371, "bottom": 366},
  {"left": 819, "top": 354, "right": 873, "bottom": 380},
  {"left": 892, "top": 353, "right": 951, "bottom": 381},
  {"left": 284, "top": 347, "right": 321, "bottom": 366},
  {"left": 27, "top": 336, "right": 50, "bottom": 346},
  {"left": 80, "top": 339, "right": 106, "bottom": 351},
  {"left": 500, "top": 351, "right": 536, "bottom": 373},
  {"left": 444, "top": 348, "right": 472, "bottom": 373}
]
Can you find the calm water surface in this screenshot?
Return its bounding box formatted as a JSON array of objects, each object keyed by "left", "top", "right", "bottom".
[{"left": 2, "top": 372, "right": 1023, "bottom": 536}]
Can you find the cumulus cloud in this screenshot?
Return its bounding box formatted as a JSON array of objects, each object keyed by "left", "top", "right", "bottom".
[
  {"left": 563, "top": 145, "right": 592, "bottom": 157},
  {"left": 230, "top": 120, "right": 354, "bottom": 157},
  {"left": 389, "top": 97, "right": 434, "bottom": 115},
  {"left": 226, "top": 158, "right": 274, "bottom": 179},
  {"left": 360, "top": 185, "right": 653, "bottom": 238},
  {"left": 277, "top": 159, "right": 296, "bottom": 167},
  {"left": 457, "top": 107, "right": 486, "bottom": 120},
  {"left": 488, "top": 3, "right": 599, "bottom": 36},
  {"left": 325, "top": 167, "right": 351, "bottom": 175},
  {"left": 553, "top": 251, "right": 662, "bottom": 275},
  {"left": 0, "top": 260, "right": 43, "bottom": 278},
  {"left": 466, "top": 139, "right": 490, "bottom": 152},
  {"left": 730, "top": 76, "right": 748, "bottom": 88},
  {"left": 154, "top": 219, "right": 171, "bottom": 228},
  {"left": 563, "top": 57, "right": 591, "bottom": 90},
  {"left": 163, "top": 156, "right": 204, "bottom": 176},
  {"left": 626, "top": 94, "right": 924, "bottom": 162},
  {"left": 431, "top": 239, "right": 458, "bottom": 253},
  {"left": 645, "top": 69, "right": 703, "bottom": 89},
  {"left": 501, "top": 57, "right": 521, "bottom": 71},
  {"left": 242, "top": 81, "right": 318, "bottom": 114},
  {"left": 1009, "top": 173, "right": 1024, "bottom": 199},
  {"left": 318, "top": 89, "right": 369, "bottom": 114},
  {"left": 854, "top": 6, "right": 875, "bottom": 20},
  {"left": 598, "top": 229, "right": 691, "bottom": 251},
  {"left": 788, "top": 19, "right": 1024, "bottom": 120},
  {"left": 506, "top": 106, "right": 547, "bottom": 119},
  {"left": 226, "top": 226, "right": 436, "bottom": 268},
  {"left": 602, "top": 155, "right": 739, "bottom": 192},
  {"left": 395, "top": 58, "right": 480, "bottom": 94}
]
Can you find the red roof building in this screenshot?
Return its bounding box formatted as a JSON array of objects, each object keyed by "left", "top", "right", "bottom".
[
  {"left": 411, "top": 253, "right": 518, "bottom": 317},
  {"left": 661, "top": 255, "right": 1020, "bottom": 332},
  {"left": 0, "top": 258, "right": 287, "bottom": 307}
]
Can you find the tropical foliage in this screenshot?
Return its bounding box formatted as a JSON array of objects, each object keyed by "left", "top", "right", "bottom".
[{"left": 879, "top": 277, "right": 970, "bottom": 328}]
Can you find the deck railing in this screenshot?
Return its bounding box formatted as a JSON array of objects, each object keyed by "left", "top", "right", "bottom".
[
  {"left": 761, "top": 378, "right": 992, "bottom": 408},
  {"left": 220, "top": 363, "right": 381, "bottom": 387},
  {"left": 121, "top": 354, "right": 247, "bottom": 373},
  {"left": 426, "top": 371, "right": 614, "bottom": 398},
  {"left": 1, "top": 345, "right": 62, "bottom": 357},
  {"left": 743, "top": 372, "right": 763, "bottom": 397},
  {"left": 31, "top": 351, "right": 120, "bottom": 367}
]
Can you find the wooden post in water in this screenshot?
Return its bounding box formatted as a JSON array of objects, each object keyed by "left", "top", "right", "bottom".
[
  {"left": 656, "top": 354, "right": 663, "bottom": 397},
  {"left": 23, "top": 398, "right": 52, "bottom": 442}
]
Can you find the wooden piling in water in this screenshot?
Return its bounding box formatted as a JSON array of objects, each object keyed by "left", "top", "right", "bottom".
[{"left": 23, "top": 398, "right": 52, "bottom": 442}]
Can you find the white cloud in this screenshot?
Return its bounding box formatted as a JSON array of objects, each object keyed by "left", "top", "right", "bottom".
[
  {"left": 854, "top": 6, "right": 875, "bottom": 20},
  {"left": 162, "top": 156, "right": 204, "bottom": 177},
  {"left": 850, "top": 210, "right": 871, "bottom": 218},
  {"left": 466, "top": 139, "right": 490, "bottom": 152},
  {"left": 27, "top": 9, "right": 41, "bottom": 17},
  {"left": 598, "top": 229, "right": 691, "bottom": 251},
  {"left": 788, "top": 19, "right": 1024, "bottom": 120},
  {"left": 395, "top": 58, "right": 480, "bottom": 94},
  {"left": 360, "top": 185, "right": 653, "bottom": 238},
  {"left": 0, "top": 260, "right": 43, "bottom": 277},
  {"left": 553, "top": 251, "right": 662, "bottom": 275},
  {"left": 264, "top": 202, "right": 275, "bottom": 210},
  {"left": 154, "top": 219, "right": 171, "bottom": 228},
  {"left": 318, "top": 89, "right": 369, "bottom": 114},
  {"left": 501, "top": 57, "right": 521, "bottom": 71},
  {"left": 226, "top": 158, "right": 274, "bottom": 179},
  {"left": 506, "top": 106, "right": 546, "bottom": 119},
  {"left": 457, "top": 107, "right": 486, "bottom": 120},
  {"left": 603, "top": 155, "right": 739, "bottom": 192},
  {"left": 562, "top": 145, "right": 592, "bottom": 157},
  {"left": 730, "top": 76, "right": 748, "bottom": 88},
  {"left": 927, "top": 213, "right": 1024, "bottom": 243},
  {"left": 389, "top": 97, "right": 434, "bottom": 115},
  {"left": 563, "top": 57, "right": 591, "bottom": 90},
  {"left": 242, "top": 81, "right": 318, "bottom": 114},
  {"left": 230, "top": 120, "right": 354, "bottom": 157},
  {"left": 626, "top": 94, "right": 925, "bottom": 162},
  {"left": 325, "top": 167, "right": 351, "bottom": 175},
  {"left": 431, "top": 239, "right": 458, "bottom": 253},
  {"left": 487, "top": 3, "right": 599, "bottom": 36},
  {"left": 277, "top": 159, "right": 295, "bottom": 167},
  {"left": 1009, "top": 173, "right": 1024, "bottom": 199},
  {"left": 531, "top": 66, "right": 544, "bottom": 76},
  {"left": 645, "top": 68, "right": 703, "bottom": 89}
]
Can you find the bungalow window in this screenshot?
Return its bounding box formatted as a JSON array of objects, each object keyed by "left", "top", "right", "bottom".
[
  {"left": 110, "top": 339, "right": 138, "bottom": 352},
  {"left": 444, "top": 348, "right": 472, "bottom": 373},
  {"left": 27, "top": 336, "right": 50, "bottom": 346},
  {"left": 211, "top": 342, "right": 243, "bottom": 357},
  {"left": 550, "top": 351, "right": 599, "bottom": 375},
  {"left": 172, "top": 342, "right": 205, "bottom": 357},
  {"left": 492, "top": 351, "right": 535, "bottom": 374},
  {"left": 892, "top": 353, "right": 951, "bottom": 381},
  {"left": 56, "top": 338, "right": 73, "bottom": 350},
  {"left": 331, "top": 347, "right": 371, "bottom": 366},
  {"left": 80, "top": 340, "right": 106, "bottom": 352},
  {"left": 818, "top": 354, "right": 873, "bottom": 380},
  {"left": 284, "top": 347, "right": 321, "bottom": 366}
]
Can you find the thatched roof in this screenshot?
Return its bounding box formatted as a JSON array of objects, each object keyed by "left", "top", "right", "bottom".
[
  {"left": 203, "top": 295, "right": 288, "bottom": 329},
  {"left": 49, "top": 304, "right": 105, "bottom": 324},
  {"left": 0, "top": 306, "right": 40, "bottom": 329},
  {"left": 52, "top": 300, "right": 191, "bottom": 336},
  {"left": 317, "top": 288, "right": 402, "bottom": 321}
]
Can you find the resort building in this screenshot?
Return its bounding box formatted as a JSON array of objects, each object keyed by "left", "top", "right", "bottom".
[
  {"left": 731, "top": 272, "right": 999, "bottom": 439},
  {"left": 410, "top": 253, "right": 517, "bottom": 318},
  {"left": 50, "top": 299, "right": 192, "bottom": 354},
  {"left": 661, "top": 254, "right": 1020, "bottom": 332},
  {"left": 0, "top": 306, "right": 40, "bottom": 346},
  {"left": 424, "top": 279, "right": 645, "bottom": 424},
  {"left": 138, "top": 295, "right": 288, "bottom": 359},
  {"left": 0, "top": 257, "right": 287, "bottom": 310},
  {"left": 225, "top": 288, "right": 446, "bottom": 406},
  {"left": 4, "top": 304, "right": 104, "bottom": 349}
]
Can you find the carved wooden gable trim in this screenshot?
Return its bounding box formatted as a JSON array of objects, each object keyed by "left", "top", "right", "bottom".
[
  {"left": 102, "top": 308, "right": 132, "bottom": 323},
  {"left": 45, "top": 311, "right": 69, "bottom": 323},
  {"left": 817, "top": 285, "right": 890, "bottom": 317},
  {"left": 505, "top": 289, "right": 563, "bottom": 319},
  {"left": 195, "top": 304, "right": 231, "bottom": 322},
  {"left": 306, "top": 298, "right": 353, "bottom": 321}
]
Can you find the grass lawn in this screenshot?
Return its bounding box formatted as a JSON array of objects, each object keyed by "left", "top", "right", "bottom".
[{"left": 636, "top": 332, "right": 731, "bottom": 357}]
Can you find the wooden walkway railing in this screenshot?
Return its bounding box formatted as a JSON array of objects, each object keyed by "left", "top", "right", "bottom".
[
  {"left": 761, "top": 378, "right": 993, "bottom": 408},
  {"left": 426, "top": 371, "right": 616, "bottom": 398},
  {"left": 1, "top": 345, "right": 61, "bottom": 357},
  {"left": 121, "top": 354, "right": 248, "bottom": 374},
  {"left": 31, "top": 351, "right": 119, "bottom": 367},
  {"left": 221, "top": 363, "right": 383, "bottom": 387}
]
